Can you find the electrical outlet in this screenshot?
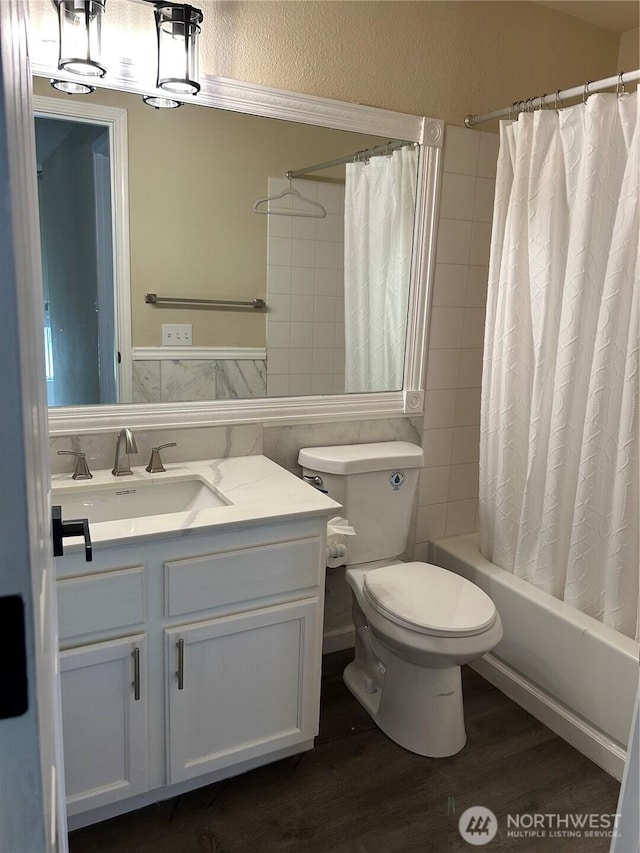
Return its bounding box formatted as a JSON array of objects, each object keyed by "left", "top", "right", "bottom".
[{"left": 162, "top": 324, "right": 192, "bottom": 346}]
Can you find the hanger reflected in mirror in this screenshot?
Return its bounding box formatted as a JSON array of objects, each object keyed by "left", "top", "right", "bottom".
[{"left": 253, "top": 179, "right": 326, "bottom": 218}]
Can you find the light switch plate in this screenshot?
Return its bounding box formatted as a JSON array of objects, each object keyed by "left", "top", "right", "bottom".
[{"left": 162, "top": 324, "right": 192, "bottom": 346}]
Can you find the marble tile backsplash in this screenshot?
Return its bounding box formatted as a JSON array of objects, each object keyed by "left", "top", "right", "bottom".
[{"left": 132, "top": 359, "right": 266, "bottom": 403}]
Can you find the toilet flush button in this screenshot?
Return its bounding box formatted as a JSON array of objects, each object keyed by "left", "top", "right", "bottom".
[{"left": 389, "top": 470, "right": 405, "bottom": 490}]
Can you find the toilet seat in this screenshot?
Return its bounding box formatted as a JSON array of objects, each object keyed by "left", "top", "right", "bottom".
[{"left": 363, "top": 562, "right": 497, "bottom": 638}]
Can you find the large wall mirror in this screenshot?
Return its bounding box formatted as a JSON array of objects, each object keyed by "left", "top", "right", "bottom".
[{"left": 31, "top": 60, "right": 442, "bottom": 434}]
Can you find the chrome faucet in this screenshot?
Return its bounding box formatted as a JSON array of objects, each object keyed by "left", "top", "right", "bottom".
[{"left": 112, "top": 428, "right": 138, "bottom": 476}]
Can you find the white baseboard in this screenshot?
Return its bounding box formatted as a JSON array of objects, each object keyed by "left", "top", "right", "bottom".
[
  {"left": 472, "top": 653, "right": 627, "bottom": 781},
  {"left": 323, "top": 626, "right": 355, "bottom": 655}
]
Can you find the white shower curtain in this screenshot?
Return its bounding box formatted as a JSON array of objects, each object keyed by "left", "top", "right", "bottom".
[
  {"left": 344, "top": 146, "right": 418, "bottom": 392},
  {"left": 480, "top": 92, "right": 639, "bottom": 640}
]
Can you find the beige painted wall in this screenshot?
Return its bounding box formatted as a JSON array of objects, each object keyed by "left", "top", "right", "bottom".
[
  {"left": 34, "top": 79, "right": 383, "bottom": 348},
  {"left": 618, "top": 27, "right": 640, "bottom": 73},
  {"left": 202, "top": 1, "right": 621, "bottom": 125}
]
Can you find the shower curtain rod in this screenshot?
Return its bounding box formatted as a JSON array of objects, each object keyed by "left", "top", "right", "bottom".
[
  {"left": 287, "top": 140, "right": 413, "bottom": 179},
  {"left": 464, "top": 69, "right": 640, "bottom": 127}
]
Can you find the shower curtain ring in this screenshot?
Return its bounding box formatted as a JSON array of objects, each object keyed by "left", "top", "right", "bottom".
[
  {"left": 540, "top": 94, "right": 548, "bottom": 110},
  {"left": 616, "top": 72, "right": 627, "bottom": 97},
  {"left": 583, "top": 81, "right": 592, "bottom": 104},
  {"left": 554, "top": 90, "right": 563, "bottom": 110}
]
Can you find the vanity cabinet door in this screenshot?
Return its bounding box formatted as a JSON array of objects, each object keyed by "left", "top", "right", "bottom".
[
  {"left": 60, "top": 635, "right": 148, "bottom": 816},
  {"left": 166, "top": 598, "right": 321, "bottom": 784}
]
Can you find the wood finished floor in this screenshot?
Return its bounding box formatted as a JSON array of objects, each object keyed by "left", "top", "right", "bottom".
[{"left": 69, "top": 650, "right": 621, "bottom": 853}]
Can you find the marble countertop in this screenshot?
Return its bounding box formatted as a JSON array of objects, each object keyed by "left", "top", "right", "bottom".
[{"left": 52, "top": 455, "right": 341, "bottom": 550}]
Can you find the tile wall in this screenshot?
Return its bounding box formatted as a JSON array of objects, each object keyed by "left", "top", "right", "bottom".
[
  {"left": 132, "top": 358, "right": 266, "bottom": 403},
  {"left": 414, "top": 126, "right": 498, "bottom": 559},
  {"left": 266, "top": 178, "right": 345, "bottom": 397}
]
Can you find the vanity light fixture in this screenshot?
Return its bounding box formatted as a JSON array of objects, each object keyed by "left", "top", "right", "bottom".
[
  {"left": 50, "top": 78, "right": 96, "bottom": 95},
  {"left": 154, "top": 3, "right": 203, "bottom": 97},
  {"left": 142, "top": 94, "right": 183, "bottom": 109},
  {"left": 54, "top": 0, "right": 107, "bottom": 79}
]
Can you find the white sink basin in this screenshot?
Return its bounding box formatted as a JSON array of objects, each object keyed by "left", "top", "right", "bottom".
[{"left": 53, "top": 475, "right": 229, "bottom": 524}]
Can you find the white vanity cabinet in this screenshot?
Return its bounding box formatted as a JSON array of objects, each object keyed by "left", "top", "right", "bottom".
[
  {"left": 56, "top": 563, "right": 149, "bottom": 817},
  {"left": 55, "top": 505, "right": 332, "bottom": 829},
  {"left": 59, "top": 635, "right": 148, "bottom": 815}
]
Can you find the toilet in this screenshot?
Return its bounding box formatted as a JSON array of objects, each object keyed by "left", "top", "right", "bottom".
[{"left": 298, "top": 440, "right": 503, "bottom": 758}]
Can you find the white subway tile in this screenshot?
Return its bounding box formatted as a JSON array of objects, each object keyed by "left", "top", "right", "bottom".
[
  {"left": 454, "top": 387, "right": 482, "bottom": 426},
  {"left": 293, "top": 179, "right": 318, "bottom": 203},
  {"left": 477, "top": 131, "right": 499, "bottom": 179},
  {"left": 436, "top": 219, "right": 473, "bottom": 265},
  {"left": 268, "top": 213, "right": 292, "bottom": 238},
  {"left": 445, "top": 499, "right": 478, "bottom": 536},
  {"left": 268, "top": 236, "right": 292, "bottom": 267},
  {"left": 291, "top": 267, "right": 315, "bottom": 295},
  {"left": 458, "top": 348, "right": 484, "bottom": 388},
  {"left": 267, "top": 265, "right": 292, "bottom": 294},
  {"left": 433, "top": 264, "right": 468, "bottom": 307},
  {"left": 429, "top": 306, "right": 465, "bottom": 349},
  {"left": 439, "top": 172, "right": 476, "bottom": 221},
  {"left": 316, "top": 182, "right": 343, "bottom": 213},
  {"left": 473, "top": 177, "right": 496, "bottom": 224},
  {"left": 313, "top": 295, "right": 337, "bottom": 324},
  {"left": 292, "top": 239, "right": 316, "bottom": 268},
  {"left": 289, "top": 348, "right": 313, "bottom": 373},
  {"left": 266, "top": 348, "right": 290, "bottom": 375},
  {"left": 289, "top": 374, "right": 313, "bottom": 395},
  {"left": 312, "top": 349, "right": 334, "bottom": 373},
  {"left": 292, "top": 216, "right": 317, "bottom": 240},
  {"left": 426, "top": 349, "right": 461, "bottom": 390},
  {"left": 469, "top": 221, "right": 492, "bottom": 266},
  {"left": 465, "top": 266, "right": 489, "bottom": 308},
  {"left": 311, "top": 374, "right": 334, "bottom": 394},
  {"left": 290, "top": 294, "right": 314, "bottom": 322},
  {"left": 462, "top": 307, "right": 486, "bottom": 349},
  {"left": 289, "top": 321, "right": 313, "bottom": 348},
  {"left": 266, "top": 321, "right": 290, "bottom": 349},
  {"left": 451, "top": 425, "right": 480, "bottom": 464},
  {"left": 316, "top": 213, "right": 343, "bottom": 242},
  {"left": 416, "top": 503, "right": 448, "bottom": 542},
  {"left": 267, "top": 294, "right": 291, "bottom": 321},
  {"left": 448, "top": 463, "right": 479, "bottom": 502},
  {"left": 443, "top": 125, "right": 480, "bottom": 175},
  {"left": 424, "top": 389, "right": 457, "bottom": 429},
  {"left": 418, "top": 465, "right": 450, "bottom": 506},
  {"left": 315, "top": 268, "right": 339, "bottom": 296},
  {"left": 422, "top": 428, "right": 454, "bottom": 468},
  {"left": 316, "top": 241, "right": 339, "bottom": 270},
  {"left": 267, "top": 374, "right": 290, "bottom": 397},
  {"left": 312, "top": 323, "right": 337, "bottom": 350}
]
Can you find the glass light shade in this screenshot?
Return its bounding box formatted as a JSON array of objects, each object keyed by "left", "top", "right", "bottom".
[
  {"left": 56, "top": 0, "right": 106, "bottom": 78},
  {"left": 155, "top": 4, "right": 202, "bottom": 96},
  {"left": 50, "top": 78, "right": 96, "bottom": 95},
  {"left": 142, "top": 95, "right": 182, "bottom": 110}
]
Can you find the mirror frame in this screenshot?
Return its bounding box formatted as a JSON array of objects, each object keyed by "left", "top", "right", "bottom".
[{"left": 32, "top": 59, "right": 443, "bottom": 436}]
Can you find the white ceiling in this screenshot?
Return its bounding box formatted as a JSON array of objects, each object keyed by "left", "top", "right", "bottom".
[{"left": 533, "top": 1, "right": 639, "bottom": 33}]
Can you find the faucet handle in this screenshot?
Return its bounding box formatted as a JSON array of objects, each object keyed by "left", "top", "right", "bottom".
[
  {"left": 145, "top": 442, "right": 177, "bottom": 474},
  {"left": 57, "top": 450, "right": 93, "bottom": 481}
]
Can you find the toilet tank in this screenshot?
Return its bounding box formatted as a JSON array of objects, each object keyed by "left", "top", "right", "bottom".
[{"left": 298, "top": 441, "right": 424, "bottom": 565}]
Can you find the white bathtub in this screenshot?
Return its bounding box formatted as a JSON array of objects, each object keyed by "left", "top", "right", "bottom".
[{"left": 431, "top": 533, "right": 639, "bottom": 780}]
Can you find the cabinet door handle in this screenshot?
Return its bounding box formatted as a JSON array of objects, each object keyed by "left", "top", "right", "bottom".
[
  {"left": 176, "top": 639, "right": 184, "bottom": 690},
  {"left": 132, "top": 647, "right": 141, "bottom": 701}
]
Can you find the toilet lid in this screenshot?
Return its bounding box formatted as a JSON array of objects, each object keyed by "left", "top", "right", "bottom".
[{"left": 363, "top": 562, "right": 497, "bottom": 637}]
